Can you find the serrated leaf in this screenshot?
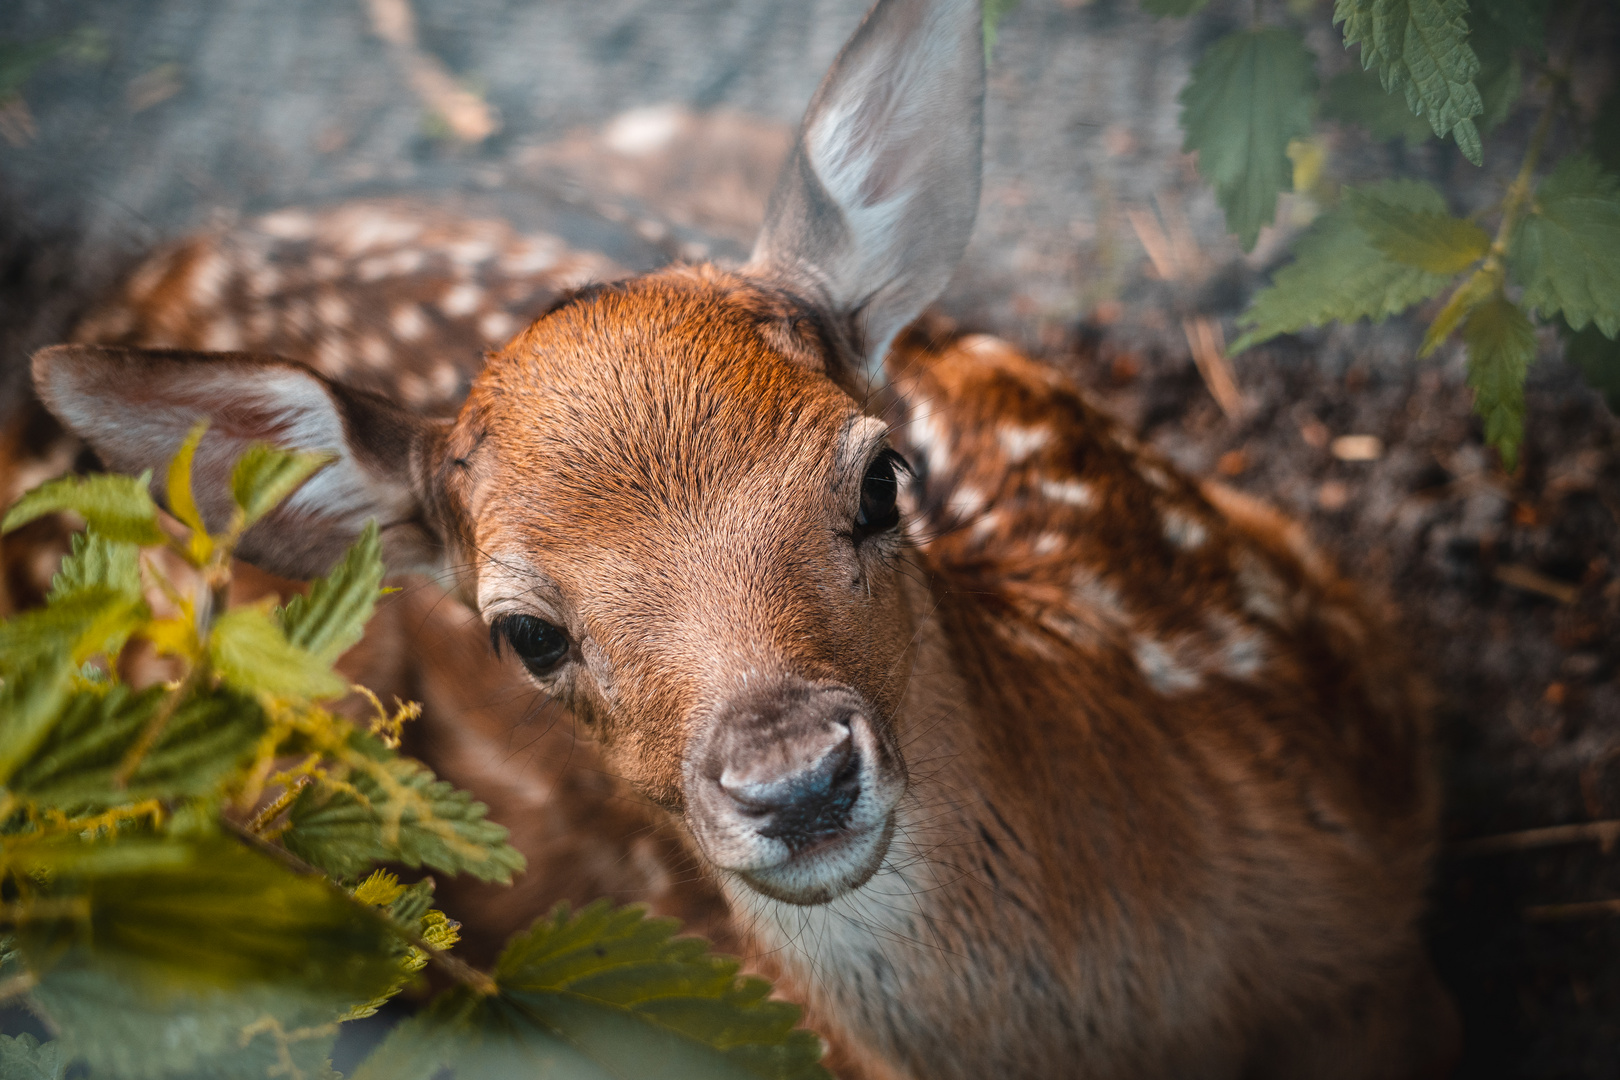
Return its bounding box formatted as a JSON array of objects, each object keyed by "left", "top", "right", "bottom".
[
  {"left": 1463, "top": 294, "right": 1537, "bottom": 467},
  {"left": 1563, "top": 319, "right": 1620, "bottom": 414},
  {"left": 1511, "top": 155, "right": 1620, "bottom": 337},
  {"left": 7, "top": 686, "right": 266, "bottom": 811},
  {"left": 209, "top": 605, "right": 348, "bottom": 701},
  {"left": 1142, "top": 0, "right": 1208, "bottom": 14},
  {"left": 46, "top": 529, "right": 142, "bottom": 604},
  {"left": 2, "top": 471, "right": 166, "bottom": 546},
  {"left": 1231, "top": 179, "right": 1454, "bottom": 351},
  {"left": 0, "top": 588, "right": 148, "bottom": 678},
  {"left": 0, "top": 1034, "right": 68, "bottom": 1080},
  {"left": 1349, "top": 186, "right": 1489, "bottom": 273},
  {"left": 279, "top": 521, "right": 385, "bottom": 663},
  {"left": 1334, "top": 0, "right": 1484, "bottom": 164},
  {"left": 230, "top": 443, "right": 334, "bottom": 529},
  {"left": 1321, "top": 67, "right": 1435, "bottom": 144},
  {"left": 282, "top": 752, "right": 524, "bottom": 883},
  {"left": 352, "top": 902, "right": 827, "bottom": 1080},
  {"left": 27, "top": 962, "right": 343, "bottom": 1080},
  {"left": 0, "top": 651, "right": 76, "bottom": 786},
  {"left": 1180, "top": 28, "right": 1317, "bottom": 251},
  {"left": 12, "top": 837, "right": 399, "bottom": 999}
]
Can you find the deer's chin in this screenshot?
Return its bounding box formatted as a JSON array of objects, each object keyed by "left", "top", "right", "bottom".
[{"left": 733, "top": 815, "right": 896, "bottom": 906}]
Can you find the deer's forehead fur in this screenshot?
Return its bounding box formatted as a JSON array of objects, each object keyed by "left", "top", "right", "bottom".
[{"left": 453, "top": 267, "right": 915, "bottom": 807}]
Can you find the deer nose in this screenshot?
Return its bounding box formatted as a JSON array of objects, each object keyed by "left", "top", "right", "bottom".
[{"left": 704, "top": 685, "right": 866, "bottom": 852}]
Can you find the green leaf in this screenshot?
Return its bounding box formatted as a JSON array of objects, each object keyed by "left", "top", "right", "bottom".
[
  {"left": 12, "top": 837, "right": 399, "bottom": 999},
  {"left": 0, "top": 651, "right": 76, "bottom": 786},
  {"left": 7, "top": 686, "right": 266, "bottom": 811},
  {"left": 0, "top": 1034, "right": 68, "bottom": 1080},
  {"left": 28, "top": 963, "right": 343, "bottom": 1080},
  {"left": 1562, "top": 319, "right": 1620, "bottom": 415},
  {"left": 1231, "top": 179, "right": 1454, "bottom": 351},
  {"left": 1462, "top": 294, "right": 1537, "bottom": 467},
  {"left": 352, "top": 902, "right": 827, "bottom": 1080},
  {"left": 0, "top": 588, "right": 148, "bottom": 678},
  {"left": 209, "top": 605, "right": 349, "bottom": 701},
  {"left": 1321, "top": 67, "right": 1435, "bottom": 144},
  {"left": 47, "top": 529, "right": 143, "bottom": 604},
  {"left": 1511, "top": 155, "right": 1620, "bottom": 337},
  {"left": 282, "top": 749, "right": 525, "bottom": 884},
  {"left": 279, "top": 521, "right": 385, "bottom": 663},
  {"left": 1142, "top": 0, "right": 1208, "bottom": 14},
  {"left": 2, "top": 471, "right": 166, "bottom": 546},
  {"left": 1334, "top": 0, "right": 1485, "bottom": 164},
  {"left": 230, "top": 443, "right": 334, "bottom": 529},
  {"left": 1349, "top": 186, "right": 1489, "bottom": 273},
  {"left": 1419, "top": 263, "right": 1498, "bottom": 356},
  {"left": 1180, "top": 28, "right": 1318, "bottom": 251}
]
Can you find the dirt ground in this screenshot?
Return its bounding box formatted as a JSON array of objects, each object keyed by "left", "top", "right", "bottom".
[{"left": 2, "top": 0, "right": 1619, "bottom": 1075}]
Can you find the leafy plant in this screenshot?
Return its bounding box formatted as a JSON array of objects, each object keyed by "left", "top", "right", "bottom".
[
  {"left": 0, "top": 431, "right": 826, "bottom": 1079},
  {"left": 991, "top": 0, "right": 1620, "bottom": 468}
]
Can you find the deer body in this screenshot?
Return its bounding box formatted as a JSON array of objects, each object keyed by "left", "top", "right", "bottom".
[{"left": 26, "top": 0, "right": 1455, "bottom": 1076}]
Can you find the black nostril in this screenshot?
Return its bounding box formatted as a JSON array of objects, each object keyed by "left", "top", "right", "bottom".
[{"left": 718, "top": 723, "right": 862, "bottom": 852}]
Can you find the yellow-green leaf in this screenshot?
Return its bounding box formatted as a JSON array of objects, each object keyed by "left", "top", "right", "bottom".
[
  {"left": 1180, "top": 28, "right": 1318, "bottom": 251},
  {"left": 166, "top": 421, "right": 215, "bottom": 565},
  {"left": 278, "top": 520, "right": 385, "bottom": 663},
  {"left": 1420, "top": 264, "right": 1499, "bottom": 356},
  {"left": 230, "top": 443, "right": 335, "bottom": 529},
  {"left": 0, "top": 650, "right": 76, "bottom": 786},
  {"left": 1349, "top": 187, "right": 1489, "bottom": 273},
  {"left": 0, "top": 589, "right": 149, "bottom": 678},
  {"left": 209, "top": 605, "right": 348, "bottom": 700},
  {"left": 2, "top": 471, "right": 166, "bottom": 546},
  {"left": 46, "top": 530, "right": 142, "bottom": 605},
  {"left": 1463, "top": 293, "right": 1537, "bottom": 468}
]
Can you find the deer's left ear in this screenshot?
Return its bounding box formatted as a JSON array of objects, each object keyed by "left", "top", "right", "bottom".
[
  {"left": 748, "top": 0, "right": 985, "bottom": 377},
  {"left": 32, "top": 344, "right": 453, "bottom": 580}
]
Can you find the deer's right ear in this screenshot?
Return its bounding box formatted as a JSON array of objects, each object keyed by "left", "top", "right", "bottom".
[
  {"left": 749, "top": 0, "right": 985, "bottom": 378},
  {"left": 31, "top": 345, "right": 456, "bottom": 581}
]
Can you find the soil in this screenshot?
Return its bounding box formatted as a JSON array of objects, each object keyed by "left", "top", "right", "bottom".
[{"left": 1, "top": 0, "right": 1618, "bottom": 1075}]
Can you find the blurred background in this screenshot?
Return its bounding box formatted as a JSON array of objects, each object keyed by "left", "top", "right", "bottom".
[{"left": 1, "top": 0, "right": 1617, "bottom": 1074}]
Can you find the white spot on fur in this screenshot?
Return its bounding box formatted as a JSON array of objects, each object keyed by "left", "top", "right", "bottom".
[
  {"left": 1162, "top": 506, "right": 1208, "bottom": 550},
  {"left": 399, "top": 373, "right": 432, "bottom": 406},
  {"left": 314, "top": 336, "right": 349, "bottom": 375},
  {"left": 258, "top": 209, "right": 316, "bottom": 241},
  {"left": 316, "top": 291, "right": 351, "bottom": 329},
  {"left": 441, "top": 282, "right": 483, "bottom": 318},
  {"left": 479, "top": 310, "right": 516, "bottom": 343},
  {"left": 446, "top": 238, "right": 496, "bottom": 267},
  {"left": 186, "top": 250, "right": 231, "bottom": 307},
  {"left": 246, "top": 265, "right": 282, "bottom": 299},
  {"left": 360, "top": 335, "right": 392, "bottom": 369},
  {"left": 500, "top": 236, "right": 562, "bottom": 275},
  {"left": 332, "top": 208, "right": 420, "bottom": 255},
  {"left": 201, "top": 318, "right": 244, "bottom": 352},
  {"left": 391, "top": 304, "right": 427, "bottom": 341},
  {"left": 1032, "top": 531, "right": 1065, "bottom": 556},
  {"left": 1133, "top": 636, "right": 1203, "bottom": 694},
  {"left": 1137, "top": 462, "right": 1172, "bottom": 491},
  {"left": 1234, "top": 550, "right": 1289, "bottom": 624},
  {"left": 947, "top": 484, "right": 986, "bottom": 521},
  {"left": 431, "top": 362, "right": 460, "bottom": 399},
  {"left": 1040, "top": 478, "right": 1096, "bottom": 509},
  {"left": 604, "top": 104, "right": 684, "bottom": 156},
  {"left": 1206, "top": 611, "right": 1267, "bottom": 680},
  {"left": 968, "top": 511, "right": 1001, "bottom": 544},
  {"left": 905, "top": 405, "right": 952, "bottom": 477},
  {"left": 998, "top": 425, "right": 1050, "bottom": 463}
]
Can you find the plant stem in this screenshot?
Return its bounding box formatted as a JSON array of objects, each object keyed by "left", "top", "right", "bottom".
[
  {"left": 224, "top": 821, "right": 499, "bottom": 997},
  {"left": 112, "top": 661, "right": 205, "bottom": 787}
]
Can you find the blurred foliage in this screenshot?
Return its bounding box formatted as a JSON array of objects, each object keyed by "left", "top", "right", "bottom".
[
  {"left": 993, "top": 0, "right": 1620, "bottom": 469},
  {"left": 0, "top": 432, "right": 826, "bottom": 1079}
]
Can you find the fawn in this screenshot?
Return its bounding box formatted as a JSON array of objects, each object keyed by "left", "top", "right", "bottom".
[{"left": 25, "top": 0, "right": 1457, "bottom": 1075}]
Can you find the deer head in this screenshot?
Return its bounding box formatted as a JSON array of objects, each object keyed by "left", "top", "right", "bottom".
[{"left": 31, "top": 0, "right": 985, "bottom": 906}]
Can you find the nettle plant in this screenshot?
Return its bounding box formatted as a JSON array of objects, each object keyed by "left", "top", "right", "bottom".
[
  {"left": 0, "top": 428, "right": 825, "bottom": 1080},
  {"left": 994, "top": 0, "right": 1619, "bottom": 467}
]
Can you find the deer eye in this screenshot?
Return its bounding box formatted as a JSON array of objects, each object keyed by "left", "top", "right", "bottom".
[
  {"left": 854, "top": 450, "right": 905, "bottom": 539},
  {"left": 490, "top": 614, "right": 571, "bottom": 677}
]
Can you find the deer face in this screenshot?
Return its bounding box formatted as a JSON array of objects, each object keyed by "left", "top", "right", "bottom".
[
  {"left": 457, "top": 271, "right": 914, "bottom": 902},
  {"left": 34, "top": 0, "right": 984, "bottom": 906}
]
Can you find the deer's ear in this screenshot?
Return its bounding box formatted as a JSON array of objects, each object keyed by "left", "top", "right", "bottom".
[
  {"left": 749, "top": 0, "right": 984, "bottom": 377},
  {"left": 32, "top": 345, "right": 451, "bottom": 580}
]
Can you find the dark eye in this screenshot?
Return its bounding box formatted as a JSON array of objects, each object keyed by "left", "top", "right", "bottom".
[
  {"left": 854, "top": 450, "right": 905, "bottom": 539},
  {"left": 490, "top": 614, "right": 571, "bottom": 677}
]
